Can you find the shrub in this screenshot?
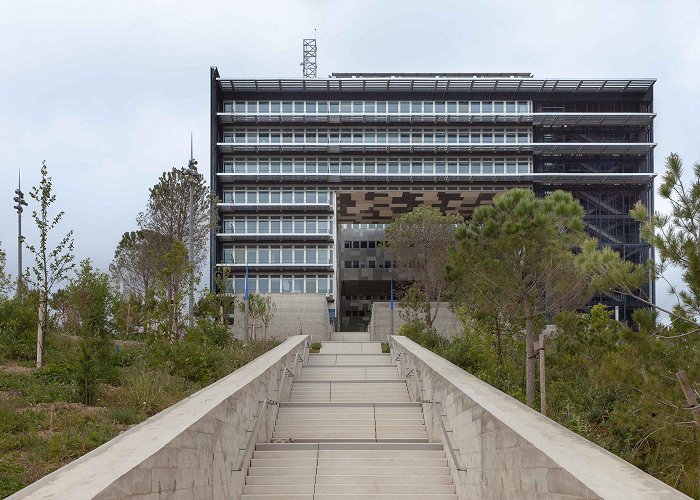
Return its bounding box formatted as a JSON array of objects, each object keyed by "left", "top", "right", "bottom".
[
  {"left": 0, "top": 295, "right": 38, "bottom": 362},
  {"left": 108, "top": 406, "right": 144, "bottom": 425},
  {"left": 309, "top": 342, "right": 322, "bottom": 353},
  {"left": 120, "top": 366, "right": 197, "bottom": 415},
  {"left": 185, "top": 319, "right": 231, "bottom": 348}
]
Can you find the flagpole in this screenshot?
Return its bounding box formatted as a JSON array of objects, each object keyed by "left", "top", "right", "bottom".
[
  {"left": 390, "top": 274, "right": 394, "bottom": 338},
  {"left": 244, "top": 262, "right": 250, "bottom": 343}
]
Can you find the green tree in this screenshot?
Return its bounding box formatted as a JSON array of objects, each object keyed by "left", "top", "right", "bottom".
[
  {"left": 548, "top": 306, "right": 699, "bottom": 497},
  {"left": 65, "top": 259, "right": 115, "bottom": 405},
  {"left": 259, "top": 295, "right": 277, "bottom": 340},
  {"left": 136, "top": 167, "right": 218, "bottom": 279},
  {"left": 626, "top": 153, "right": 700, "bottom": 332},
  {"left": 151, "top": 240, "right": 192, "bottom": 339},
  {"left": 385, "top": 206, "right": 464, "bottom": 328},
  {"left": 448, "top": 189, "right": 644, "bottom": 406},
  {"left": 0, "top": 242, "right": 12, "bottom": 298},
  {"left": 109, "top": 230, "right": 171, "bottom": 297},
  {"left": 24, "top": 161, "right": 75, "bottom": 368}
]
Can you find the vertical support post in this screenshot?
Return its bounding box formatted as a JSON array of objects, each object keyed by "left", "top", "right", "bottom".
[
  {"left": 17, "top": 207, "right": 22, "bottom": 295},
  {"left": 187, "top": 172, "right": 194, "bottom": 327},
  {"left": 14, "top": 171, "right": 27, "bottom": 298},
  {"left": 538, "top": 333, "right": 546, "bottom": 415},
  {"left": 244, "top": 262, "right": 250, "bottom": 343},
  {"left": 389, "top": 275, "right": 394, "bottom": 339}
]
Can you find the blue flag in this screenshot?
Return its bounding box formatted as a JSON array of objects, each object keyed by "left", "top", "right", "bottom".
[{"left": 245, "top": 263, "right": 249, "bottom": 301}]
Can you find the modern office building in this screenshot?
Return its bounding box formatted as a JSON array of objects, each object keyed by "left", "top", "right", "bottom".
[{"left": 210, "top": 68, "right": 655, "bottom": 330}]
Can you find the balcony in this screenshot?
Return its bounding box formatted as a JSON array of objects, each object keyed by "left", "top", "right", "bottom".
[
  {"left": 217, "top": 112, "right": 655, "bottom": 127},
  {"left": 216, "top": 232, "right": 334, "bottom": 243},
  {"left": 217, "top": 202, "right": 334, "bottom": 214},
  {"left": 215, "top": 262, "right": 334, "bottom": 272}
]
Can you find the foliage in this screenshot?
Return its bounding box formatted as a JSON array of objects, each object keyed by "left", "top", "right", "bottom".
[
  {"left": 239, "top": 293, "right": 277, "bottom": 340},
  {"left": 385, "top": 206, "right": 464, "bottom": 327},
  {"left": 548, "top": 306, "right": 699, "bottom": 497},
  {"left": 447, "top": 188, "right": 645, "bottom": 405},
  {"left": 23, "top": 161, "right": 75, "bottom": 368},
  {"left": 136, "top": 167, "right": 218, "bottom": 275},
  {"left": 403, "top": 308, "right": 699, "bottom": 496},
  {"left": 195, "top": 268, "right": 237, "bottom": 326},
  {"left": 629, "top": 153, "right": 700, "bottom": 331},
  {"left": 109, "top": 230, "right": 171, "bottom": 297},
  {"left": 62, "top": 260, "right": 116, "bottom": 405},
  {"left": 0, "top": 242, "right": 12, "bottom": 297},
  {"left": 0, "top": 293, "right": 39, "bottom": 362},
  {"left": 309, "top": 342, "right": 322, "bottom": 352}
]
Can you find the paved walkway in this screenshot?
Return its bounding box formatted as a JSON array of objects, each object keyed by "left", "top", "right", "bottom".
[{"left": 241, "top": 332, "right": 458, "bottom": 499}]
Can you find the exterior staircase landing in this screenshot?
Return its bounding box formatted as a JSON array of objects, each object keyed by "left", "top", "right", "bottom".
[{"left": 242, "top": 332, "right": 458, "bottom": 499}]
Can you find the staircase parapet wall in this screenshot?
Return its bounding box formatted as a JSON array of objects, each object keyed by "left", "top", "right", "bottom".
[
  {"left": 389, "top": 335, "right": 690, "bottom": 500},
  {"left": 10, "top": 335, "right": 309, "bottom": 500}
]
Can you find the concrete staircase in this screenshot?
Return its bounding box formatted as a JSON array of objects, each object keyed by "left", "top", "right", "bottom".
[{"left": 242, "top": 333, "right": 458, "bottom": 499}]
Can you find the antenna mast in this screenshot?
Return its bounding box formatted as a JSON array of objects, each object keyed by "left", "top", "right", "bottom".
[{"left": 302, "top": 31, "right": 317, "bottom": 78}]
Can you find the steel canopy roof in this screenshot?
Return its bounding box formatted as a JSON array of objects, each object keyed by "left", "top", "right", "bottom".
[{"left": 217, "top": 77, "right": 655, "bottom": 94}]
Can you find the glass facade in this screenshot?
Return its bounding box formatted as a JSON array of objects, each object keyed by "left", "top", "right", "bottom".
[
  {"left": 211, "top": 71, "right": 655, "bottom": 325},
  {"left": 221, "top": 127, "right": 532, "bottom": 145},
  {"left": 223, "top": 99, "right": 532, "bottom": 115},
  {"left": 221, "top": 157, "right": 532, "bottom": 175}
]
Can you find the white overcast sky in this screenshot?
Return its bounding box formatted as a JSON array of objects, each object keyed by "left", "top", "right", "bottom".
[{"left": 1, "top": 0, "right": 699, "bottom": 315}]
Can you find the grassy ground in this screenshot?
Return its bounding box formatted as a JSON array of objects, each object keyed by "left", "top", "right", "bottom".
[{"left": 0, "top": 338, "right": 279, "bottom": 497}]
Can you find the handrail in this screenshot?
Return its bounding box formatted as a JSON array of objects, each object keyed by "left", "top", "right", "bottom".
[
  {"left": 424, "top": 399, "right": 467, "bottom": 472},
  {"left": 234, "top": 340, "right": 307, "bottom": 473},
  {"left": 233, "top": 398, "right": 276, "bottom": 471}
]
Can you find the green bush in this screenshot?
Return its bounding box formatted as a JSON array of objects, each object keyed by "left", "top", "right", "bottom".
[
  {"left": 108, "top": 406, "right": 144, "bottom": 425},
  {"left": 0, "top": 296, "right": 38, "bottom": 362},
  {"left": 185, "top": 319, "right": 231, "bottom": 348}
]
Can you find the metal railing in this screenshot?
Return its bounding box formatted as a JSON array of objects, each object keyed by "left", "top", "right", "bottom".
[
  {"left": 390, "top": 337, "right": 467, "bottom": 472},
  {"left": 233, "top": 339, "right": 308, "bottom": 473},
  {"left": 423, "top": 399, "right": 467, "bottom": 472}
]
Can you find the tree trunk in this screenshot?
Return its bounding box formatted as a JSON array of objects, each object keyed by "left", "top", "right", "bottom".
[
  {"left": 524, "top": 304, "right": 536, "bottom": 406},
  {"left": 219, "top": 303, "right": 224, "bottom": 325},
  {"left": 676, "top": 370, "right": 700, "bottom": 427},
  {"left": 36, "top": 291, "right": 46, "bottom": 368}
]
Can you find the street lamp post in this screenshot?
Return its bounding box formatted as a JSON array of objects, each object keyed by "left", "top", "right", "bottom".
[{"left": 13, "top": 172, "right": 28, "bottom": 297}]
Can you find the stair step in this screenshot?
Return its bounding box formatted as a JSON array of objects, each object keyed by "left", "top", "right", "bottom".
[
  {"left": 314, "top": 484, "right": 456, "bottom": 494},
  {"left": 244, "top": 340, "right": 456, "bottom": 497},
  {"left": 312, "top": 495, "right": 457, "bottom": 500},
  {"left": 243, "top": 484, "right": 315, "bottom": 494},
  {"left": 315, "top": 475, "right": 454, "bottom": 485},
  {"left": 247, "top": 466, "right": 317, "bottom": 476},
  {"left": 255, "top": 442, "right": 443, "bottom": 451}
]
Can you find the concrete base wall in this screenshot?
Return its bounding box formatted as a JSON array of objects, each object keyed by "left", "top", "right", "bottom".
[
  {"left": 390, "top": 336, "right": 689, "bottom": 500},
  {"left": 369, "top": 301, "right": 462, "bottom": 341},
  {"left": 10, "top": 336, "right": 309, "bottom": 500},
  {"left": 231, "top": 294, "right": 332, "bottom": 342}
]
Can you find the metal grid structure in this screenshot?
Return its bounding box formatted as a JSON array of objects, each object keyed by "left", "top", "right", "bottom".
[{"left": 302, "top": 38, "right": 317, "bottom": 78}]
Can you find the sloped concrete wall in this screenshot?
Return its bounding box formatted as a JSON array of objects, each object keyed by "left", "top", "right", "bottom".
[
  {"left": 369, "top": 302, "right": 462, "bottom": 341},
  {"left": 231, "top": 294, "right": 332, "bottom": 341},
  {"left": 390, "top": 335, "right": 689, "bottom": 500},
  {"left": 10, "top": 336, "right": 308, "bottom": 500}
]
